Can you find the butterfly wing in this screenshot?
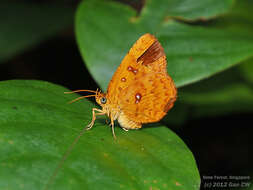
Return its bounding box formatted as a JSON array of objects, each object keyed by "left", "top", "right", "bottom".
[
  {"left": 120, "top": 72, "right": 176, "bottom": 123},
  {"left": 106, "top": 33, "right": 177, "bottom": 123}
]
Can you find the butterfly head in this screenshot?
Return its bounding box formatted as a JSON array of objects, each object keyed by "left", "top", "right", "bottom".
[{"left": 95, "top": 90, "right": 107, "bottom": 106}]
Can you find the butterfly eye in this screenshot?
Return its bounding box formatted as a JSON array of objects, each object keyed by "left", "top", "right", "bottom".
[{"left": 100, "top": 97, "right": 107, "bottom": 104}]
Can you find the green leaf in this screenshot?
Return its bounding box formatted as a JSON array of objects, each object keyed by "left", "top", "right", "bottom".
[
  {"left": 0, "top": 2, "right": 74, "bottom": 63},
  {"left": 141, "top": 0, "right": 234, "bottom": 21},
  {"left": 0, "top": 80, "right": 200, "bottom": 190},
  {"left": 76, "top": 0, "right": 253, "bottom": 90}
]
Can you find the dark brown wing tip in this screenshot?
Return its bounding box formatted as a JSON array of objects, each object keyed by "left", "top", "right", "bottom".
[
  {"left": 137, "top": 37, "right": 165, "bottom": 66},
  {"left": 163, "top": 97, "right": 177, "bottom": 113}
]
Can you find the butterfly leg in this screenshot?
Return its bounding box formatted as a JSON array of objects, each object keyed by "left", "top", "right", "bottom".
[
  {"left": 110, "top": 116, "right": 117, "bottom": 139},
  {"left": 86, "top": 108, "right": 106, "bottom": 130}
]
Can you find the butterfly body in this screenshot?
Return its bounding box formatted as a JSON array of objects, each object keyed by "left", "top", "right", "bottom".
[{"left": 94, "top": 91, "right": 141, "bottom": 131}]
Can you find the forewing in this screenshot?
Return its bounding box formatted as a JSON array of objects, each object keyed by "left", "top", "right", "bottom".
[{"left": 106, "top": 33, "right": 166, "bottom": 104}]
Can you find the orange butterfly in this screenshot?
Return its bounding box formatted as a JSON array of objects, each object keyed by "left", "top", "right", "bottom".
[{"left": 68, "top": 33, "right": 177, "bottom": 138}]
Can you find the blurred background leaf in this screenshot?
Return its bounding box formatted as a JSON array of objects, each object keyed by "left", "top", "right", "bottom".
[
  {"left": 163, "top": 0, "right": 253, "bottom": 124},
  {"left": 214, "top": 0, "right": 253, "bottom": 31},
  {"left": 0, "top": 1, "right": 74, "bottom": 63},
  {"left": 164, "top": 61, "right": 253, "bottom": 125},
  {"left": 0, "top": 80, "right": 200, "bottom": 190},
  {"left": 76, "top": 0, "right": 253, "bottom": 90},
  {"left": 239, "top": 59, "right": 253, "bottom": 85},
  {"left": 181, "top": 63, "right": 253, "bottom": 117},
  {"left": 140, "top": 0, "right": 234, "bottom": 21}
]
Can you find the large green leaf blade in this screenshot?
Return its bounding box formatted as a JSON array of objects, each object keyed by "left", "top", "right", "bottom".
[
  {"left": 0, "top": 2, "right": 74, "bottom": 63},
  {"left": 0, "top": 80, "right": 200, "bottom": 190}
]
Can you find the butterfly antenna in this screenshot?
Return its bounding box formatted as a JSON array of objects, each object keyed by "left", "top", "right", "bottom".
[
  {"left": 67, "top": 95, "right": 96, "bottom": 104},
  {"left": 44, "top": 125, "right": 88, "bottom": 190},
  {"left": 64, "top": 89, "right": 97, "bottom": 94}
]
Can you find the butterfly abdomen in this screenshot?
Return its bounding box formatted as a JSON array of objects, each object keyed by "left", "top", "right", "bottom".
[{"left": 117, "top": 112, "right": 142, "bottom": 130}]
